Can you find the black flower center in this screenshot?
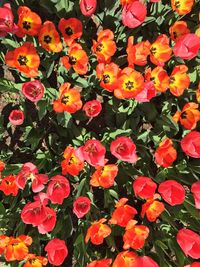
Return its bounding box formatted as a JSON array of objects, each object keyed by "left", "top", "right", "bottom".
[
  {"left": 69, "top": 56, "right": 77, "bottom": 65},
  {"left": 43, "top": 35, "right": 52, "bottom": 44},
  {"left": 180, "top": 111, "right": 187, "bottom": 119},
  {"left": 65, "top": 27, "right": 73, "bottom": 36},
  {"left": 22, "top": 21, "right": 31, "bottom": 30},
  {"left": 61, "top": 95, "right": 69, "bottom": 104},
  {"left": 18, "top": 55, "right": 28, "bottom": 66},
  {"left": 174, "top": 1, "right": 180, "bottom": 8},
  {"left": 96, "top": 43, "right": 104, "bottom": 52},
  {"left": 103, "top": 74, "right": 110, "bottom": 84},
  {"left": 125, "top": 81, "right": 134, "bottom": 90},
  {"left": 150, "top": 47, "right": 157, "bottom": 55}
]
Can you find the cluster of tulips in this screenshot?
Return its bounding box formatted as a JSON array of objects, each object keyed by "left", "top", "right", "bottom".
[{"left": 0, "top": 0, "right": 200, "bottom": 266}]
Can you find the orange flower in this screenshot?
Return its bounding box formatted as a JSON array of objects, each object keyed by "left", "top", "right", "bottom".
[
  {"left": 171, "top": 0, "right": 194, "bottom": 15},
  {"left": 123, "top": 220, "right": 149, "bottom": 250},
  {"left": 169, "top": 65, "right": 190, "bottom": 96},
  {"left": 169, "top": 21, "right": 190, "bottom": 42},
  {"left": 87, "top": 258, "right": 112, "bottom": 267},
  {"left": 62, "top": 43, "right": 88, "bottom": 75},
  {"left": 90, "top": 164, "right": 118, "bottom": 188},
  {"left": 196, "top": 82, "right": 200, "bottom": 102},
  {"left": 155, "top": 138, "right": 177, "bottom": 168},
  {"left": 173, "top": 102, "right": 200, "bottom": 130},
  {"left": 4, "top": 235, "right": 32, "bottom": 261},
  {"left": 61, "top": 146, "right": 84, "bottom": 176},
  {"left": 141, "top": 194, "right": 165, "bottom": 222},
  {"left": 16, "top": 6, "right": 42, "bottom": 37},
  {"left": 96, "top": 62, "right": 120, "bottom": 92},
  {"left": 113, "top": 251, "right": 138, "bottom": 267},
  {"left": 145, "top": 67, "right": 169, "bottom": 92},
  {"left": 126, "top": 36, "right": 151, "bottom": 67},
  {"left": 92, "top": 29, "right": 117, "bottom": 63},
  {"left": 24, "top": 254, "right": 48, "bottom": 267},
  {"left": 85, "top": 218, "right": 111, "bottom": 245},
  {"left": 109, "top": 198, "right": 137, "bottom": 227},
  {"left": 120, "top": 0, "right": 135, "bottom": 5},
  {"left": 150, "top": 35, "right": 172, "bottom": 66},
  {"left": 114, "top": 67, "right": 144, "bottom": 99},
  {"left": 53, "top": 82, "right": 82, "bottom": 113},
  {"left": 38, "top": 21, "right": 62, "bottom": 53},
  {"left": 0, "top": 160, "right": 5, "bottom": 172},
  {"left": 5, "top": 42, "right": 40, "bottom": 78},
  {"left": 0, "top": 175, "right": 19, "bottom": 196},
  {"left": 0, "top": 235, "right": 10, "bottom": 256},
  {"left": 58, "top": 17, "right": 83, "bottom": 46}
]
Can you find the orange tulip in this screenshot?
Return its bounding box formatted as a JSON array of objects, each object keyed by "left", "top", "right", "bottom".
[
  {"left": 61, "top": 146, "right": 84, "bottom": 176},
  {"left": 16, "top": 6, "right": 42, "bottom": 37},
  {"left": 154, "top": 138, "right": 177, "bottom": 168},
  {"left": 109, "top": 198, "right": 137, "bottom": 227},
  {"left": 196, "top": 82, "right": 200, "bottom": 102},
  {"left": 123, "top": 220, "right": 149, "bottom": 250},
  {"left": 85, "top": 218, "right": 111, "bottom": 245},
  {"left": 114, "top": 67, "right": 144, "bottom": 99},
  {"left": 112, "top": 251, "right": 138, "bottom": 267},
  {"left": 53, "top": 82, "right": 82, "bottom": 113},
  {"left": 90, "top": 164, "right": 118, "bottom": 188},
  {"left": 96, "top": 62, "right": 120, "bottom": 92},
  {"left": 23, "top": 254, "right": 48, "bottom": 267},
  {"left": 169, "top": 65, "right": 190, "bottom": 96},
  {"left": 0, "top": 175, "right": 19, "bottom": 196},
  {"left": 169, "top": 21, "right": 190, "bottom": 42},
  {"left": 5, "top": 42, "right": 40, "bottom": 78},
  {"left": 150, "top": 35, "right": 172, "bottom": 66},
  {"left": 173, "top": 102, "right": 200, "bottom": 130},
  {"left": 145, "top": 67, "right": 169, "bottom": 92},
  {"left": 0, "top": 235, "right": 10, "bottom": 256},
  {"left": 171, "top": 0, "right": 194, "bottom": 15},
  {"left": 126, "top": 36, "right": 151, "bottom": 67},
  {"left": 62, "top": 43, "right": 88, "bottom": 75},
  {"left": 120, "top": 0, "right": 135, "bottom": 5},
  {"left": 4, "top": 235, "right": 32, "bottom": 261},
  {"left": 58, "top": 17, "right": 83, "bottom": 46},
  {"left": 141, "top": 194, "right": 165, "bottom": 222},
  {"left": 92, "top": 29, "right": 117, "bottom": 63},
  {"left": 39, "top": 21, "right": 62, "bottom": 53}
]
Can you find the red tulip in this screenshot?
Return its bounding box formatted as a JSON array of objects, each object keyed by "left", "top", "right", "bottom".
[
  {"left": 21, "top": 200, "right": 47, "bottom": 226},
  {"left": 0, "top": 3, "right": 16, "bottom": 37},
  {"left": 75, "top": 139, "right": 106, "bottom": 167},
  {"left": 191, "top": 181, "right": 200, "bottom": 209},
  {"left": 22, "top": 80, "right": 45, "bottom": 102},
  {"left": 135, "top": 81, "right": 156, "bottom": 102},
  {"left": 173, "top": 33, "right": 200, "bottom": 60},
  {"left": 47, "top": 175, "right": 70, "bottom": 204},
  {"left": 177, "top": 228, "right": 200, "bottom": 259},
  {"left": 73, "top": 196, "right": 91, "bottom": 218},
  {"left": 80, "top": 0, "right": 97, "bottom": 16},
  {"left": 122, "top": 2, "right": 147, "bottom": 29},
  {"left": 158, "top": 180, "right": 185, "bottom": 206},
  {"left": 9, "top": 110, "right": 24, "bottom": 126},
  {"left": 83, "top": 100, "right": 102, "bottom": 117},
  {"left": 45, "top": 238, "right": 68, "bottom": 266},
  {"left": 16, "top": 162, "right": 48, "bottom": 193},
  {"left": 110, "top": 136, "right": 138, "bottom": 164},
  {"left": 37, "top": 206, "right": 56, "bottom": 234},
  {"left": 181, "top": 131, "right": 200, "bottom": 158},
  {"left": 133, "top": 176, "right": 157, "bottom": 199}
]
